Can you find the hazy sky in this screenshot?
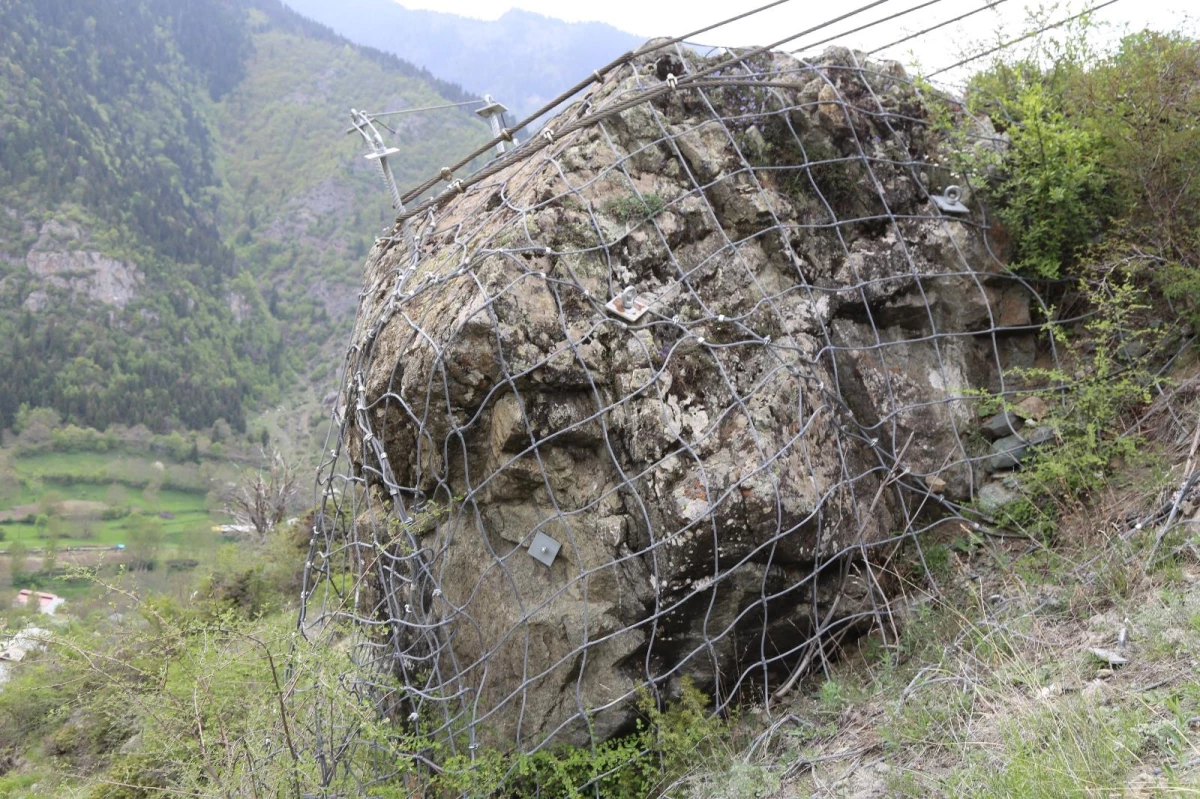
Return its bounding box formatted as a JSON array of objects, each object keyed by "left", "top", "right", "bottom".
[{"left": 387, "top": 0, "right": 1195, "bottom": 83}]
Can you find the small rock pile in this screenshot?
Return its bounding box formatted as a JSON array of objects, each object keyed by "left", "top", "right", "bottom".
[
  {"left": 982, "top": 395, "right": 1053, "bottom": 473},
  {"left": 974, "top": 395, "right": 1053, "bottom": 511}
]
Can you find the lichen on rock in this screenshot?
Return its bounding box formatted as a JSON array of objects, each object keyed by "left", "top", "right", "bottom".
[{"left": 316, "top": 43, "right": 1033, "bottom": 751}]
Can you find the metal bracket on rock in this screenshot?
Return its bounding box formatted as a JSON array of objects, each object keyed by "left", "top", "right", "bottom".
[
  {"left": 605, "top": 286, "right": 651, "bottom": 322},
  {"left": 528, "top": 531, "right": 561, "bottom": 567},
  {"left": 931, "top": 184, "right": 970, "bottom": 215}
]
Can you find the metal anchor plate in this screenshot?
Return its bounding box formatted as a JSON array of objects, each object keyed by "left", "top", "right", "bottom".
[
  {"left": 931, "top": 184, "right": 969, "bottom": 215},
  {"left": 605, "top": 286, "right": 651, "bottom": 322},
  {"left": 528, "top": 531, "right": 561, "bottom": 567}
]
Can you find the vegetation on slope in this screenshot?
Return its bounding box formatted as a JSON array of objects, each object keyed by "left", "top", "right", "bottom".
[
  {"left": 0, "top": 0, "right": 489, "bottom": 438},
  {"left": 214, "top": 4, "right": 488, "bottom": 384},
  {"left": 5, "top": 10, "right": 1200, "bottom": 799},
  {"left": 0, "top": 0, "right": 272, "bottom": 433}
]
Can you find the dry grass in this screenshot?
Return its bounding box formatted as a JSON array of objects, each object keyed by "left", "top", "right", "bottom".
[{"left": 712, "top": 521, "right": 1200, "bottom": 798}]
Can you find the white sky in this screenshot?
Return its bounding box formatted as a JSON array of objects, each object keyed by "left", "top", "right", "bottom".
[{"left": 390, "top": 0, "right": 1196, "bottom": 84}]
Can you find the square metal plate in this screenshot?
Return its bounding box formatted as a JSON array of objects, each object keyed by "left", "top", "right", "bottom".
[
  {"left": 528, "top": 531, "right": 561, "bottom": 567},
  {"left": 604, "top": 292, "right": 651, "bottom": 322},
  {"left": 931, "top": 193, "right": 969, "bottom": 215}
]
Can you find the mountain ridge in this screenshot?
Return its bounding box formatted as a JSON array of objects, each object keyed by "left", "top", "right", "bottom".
[{"left": 280, "top": 0, "right": 645, "bottom": 119}]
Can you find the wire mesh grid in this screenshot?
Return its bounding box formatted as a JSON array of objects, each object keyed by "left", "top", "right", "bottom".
[{"left": 297, "top": 39, "right": 1055, "bottom": 793}]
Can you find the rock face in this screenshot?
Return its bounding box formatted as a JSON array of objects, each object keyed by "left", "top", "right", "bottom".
[
  {"left": 331, "top": 45, "right": 1031, "bottom": 750},
  {"left": 22, "top": 219, "right": 141, "bottom": 311}
]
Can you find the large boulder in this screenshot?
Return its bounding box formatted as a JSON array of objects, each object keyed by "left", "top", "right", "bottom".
[{"left": 329, "top": 44, "right": 1028, "bottom": 750}]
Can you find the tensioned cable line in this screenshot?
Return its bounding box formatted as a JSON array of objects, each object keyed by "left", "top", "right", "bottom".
[
  {"left": 394, "top": 0, "right": 801, "bottom": 205},
  {"left": 372, "top": 100, "right": 485, "bottom": 117},
  {"left": 307, "top": 22, "right": 1085, "bottom": 793},
  {"left": 868, "top": 0, "right": 1008, "bottom": 56},
  {"left": 343, "top": 99, "right": 488, "bottom": 135},
  {"left": 396, "top": 0, "right": 899, "bottom": 207},
  {"left": 789, "top": 0, "right": 949, "bottom": 55},
  {"left": 299, "top": 0, "right": 1176, "bottom": 784},
  {"left": 926, "top": 0, "right": 1122, "bottom": 77},
  {"left": 393, "top": 0, "right": 899, "bottom": 224}
]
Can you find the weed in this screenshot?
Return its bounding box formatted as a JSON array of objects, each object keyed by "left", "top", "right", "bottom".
[
  {"left": 434, "top": 679, "right": 727, "bottom": 798},
  {"left": 949, "top": 700, "right": 1146, "bottom": 797},
  {"left": 603, "top": 193, "right": 665, "bottom": 223}
]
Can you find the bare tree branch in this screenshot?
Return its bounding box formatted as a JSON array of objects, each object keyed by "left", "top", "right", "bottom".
[{"left": 225, "top": 449, "right": 297, "bottom": 541}]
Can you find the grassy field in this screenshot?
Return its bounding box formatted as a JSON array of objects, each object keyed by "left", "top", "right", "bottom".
[{"left": 0, "top": 449, "right": 232, "bottom": 552}]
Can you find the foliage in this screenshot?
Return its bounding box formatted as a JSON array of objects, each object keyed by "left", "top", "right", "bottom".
[
  {"left": 966, "top": 28, "right": 1200, "bottom": 302},
  {"left": 435, "top": 679, "right": 727, "bottom": 798},
  {"left": 0, "top": 0, "right": 488, "bottom": 437},
  {"left": 0, "top": 0, "right": 276, "bottom": 432},
  {"left": 977, "top": 280, "right": 1159, "bottom": 534},
  {"left": 223, "top": 448, "right": 298, "bottom": 540},
  {"left": 951, "top": 23, "right": 1200, "bottom": 531},
  {"left": 985, "top": 80, "right": 1112, "bottom": 279},
  {"left": 0, "top": 521, "right": 741, "bottom": 799},
  {"left": 124, "top": 512, "right": 165, "bottom": 570}
]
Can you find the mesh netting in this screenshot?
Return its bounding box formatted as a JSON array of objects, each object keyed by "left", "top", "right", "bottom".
[{"left": 298, "top": 38, "right": 1053, "bottom": 792}]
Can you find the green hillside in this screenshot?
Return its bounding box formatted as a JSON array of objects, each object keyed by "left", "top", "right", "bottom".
[
  {"left": 215, "top": 6, "right": 488, "bottom": 380},
  {"left": 0, "top": 0, "right": 489, "bottom": 437}
]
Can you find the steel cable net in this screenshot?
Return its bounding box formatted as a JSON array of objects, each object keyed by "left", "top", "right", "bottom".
[{"left": 300, "top": 39, "right": 1044, "bottom": 790}]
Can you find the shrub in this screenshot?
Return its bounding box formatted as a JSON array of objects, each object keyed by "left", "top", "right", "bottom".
[
  {"left": 979, "top": 280, "right": 1159, "bottom": 532},
  {"left": 435, "top": 679, "right": 726, "bottom": 798},
  {"left": 989, "top": 80, "right": 1112, "bottom": 279}
]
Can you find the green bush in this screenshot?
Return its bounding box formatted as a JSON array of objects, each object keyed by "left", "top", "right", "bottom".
[
  {"left": 435, "top": 679, "right": 726, "bottom": 798},
  {"left": 987, "top": 80, "right": 1112, "bottom": 279},
  {"left": 968, "top": 30, "right": 1200, "bottom": 299}
]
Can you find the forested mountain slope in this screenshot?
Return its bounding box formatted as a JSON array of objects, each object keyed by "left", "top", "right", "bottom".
[
  {"left": 214, "top": 2, "right": 487, "bottom": 385},
  {"left": 0, "top": 0, "right": 488, "bottom": 436}
]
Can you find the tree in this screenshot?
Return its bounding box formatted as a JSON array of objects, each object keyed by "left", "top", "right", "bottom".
[
  {"left": 42, "top": 530, "right": 59, "bottom": 574},
  {"left": 38, "top": 490, "right": 64, "bottom": 519},
  {"left": 224, "top": 450, "right": 297, "bottom": 541},
  {"left": 0, "top": 450, "right": 18, "bottom": 505},
  {"left": 125, "top": 513, "right": 164, "bottom": 571},
  {"left": 8, "top": 539, "right": 28, "bottom": 587}
]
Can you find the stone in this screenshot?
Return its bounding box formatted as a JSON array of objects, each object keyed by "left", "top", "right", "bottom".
[
  {"left": 981, "top": 410, "right": 1022, "bottom": 440},
  {"left": 977, "top": 481, "right": 1020, "bottom": 511},
  {"left": 995, "top": 286, "right": 1032, "bottom": 328},
  {"left": 988, "top": 435, "right": 1027, "bottom": 471},
  {"left": 1087, "top": 647, "right": 1129, "bottom": 666},
  {"left": 741, "top": 124, "right": 768, "bottom": 161},
  {"left": 1081, "top": 679, "right": 1108, "bottom": 702},
  {"left": 337, "top": 45, "right": 1016, "bottom": 750},
  {"left": 1120, "top": 341, "right": 1150, "bottom": 362},
  {"left": 1015, "top": 395, "right": 1050, "bottom": 421},
  {"left": 988, "top": 426, "right": 1054, "bottom": 471}
]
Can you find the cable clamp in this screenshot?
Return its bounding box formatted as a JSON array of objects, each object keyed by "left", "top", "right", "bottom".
[
  {"left": 666, "top": 73, "right": 678, "bottom": 90},
  {"left": 542, "top": 128, "right": 555, "bottom": 144},
  {"left": 439, "top": 167, "right": 453, "bottom": 182}
]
